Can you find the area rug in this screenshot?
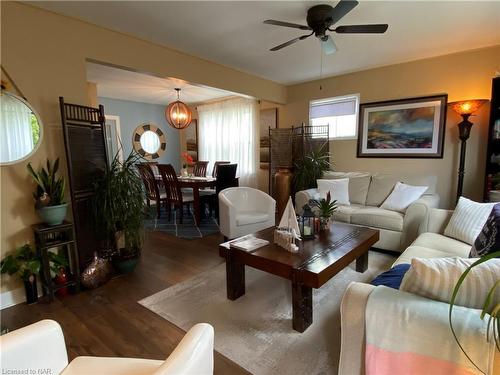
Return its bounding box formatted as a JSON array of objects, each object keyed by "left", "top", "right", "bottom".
[
  {"left": 144, "top": 206, "right": 220, "bottom": 239},
  {"left": 139, "top": 250, "right": 395, "bottom": 375}
]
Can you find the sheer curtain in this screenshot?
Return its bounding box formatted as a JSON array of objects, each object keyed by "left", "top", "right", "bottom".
[
  {"left": 0, "top": 93, "right": 34, "bottom": 163},
  {"left": 198, "top": 98, "right": 259, "bottom": 187}
]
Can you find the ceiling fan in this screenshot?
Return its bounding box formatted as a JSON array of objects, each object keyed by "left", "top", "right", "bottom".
[{"left": 264, "top": 0, "right": 388, "bottom": 55}]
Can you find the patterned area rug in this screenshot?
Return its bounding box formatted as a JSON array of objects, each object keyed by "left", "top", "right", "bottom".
[
  {"left": 139, "top": 250, "right": 395, "bottom": 375},
  {"left": 144, "top": 206, "right": 220, "bottom": 239}
]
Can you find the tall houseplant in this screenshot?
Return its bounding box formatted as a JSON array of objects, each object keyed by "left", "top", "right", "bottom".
[
  {"left": 293, "top": 149, "right": 331, "bottom": 193},
  {"left": 93, "top": 151, "right": 145, "bottom": 273},
  {"left": 27, "top": 158, "right": 67, "bottom": 226}
]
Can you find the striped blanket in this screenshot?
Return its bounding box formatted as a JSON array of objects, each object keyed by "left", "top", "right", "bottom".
[{"left": 365, "top": 286, "right": 496, "bottom": 375}]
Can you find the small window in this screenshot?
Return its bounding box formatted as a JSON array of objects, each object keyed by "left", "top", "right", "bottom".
[{"left": 309, "top": 94, "right": 360, "bottom": 140}]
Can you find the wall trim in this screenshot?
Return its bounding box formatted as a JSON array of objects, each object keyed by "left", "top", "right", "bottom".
[{"left": 1, "top": 287, "right": 26, "bottom": 309}]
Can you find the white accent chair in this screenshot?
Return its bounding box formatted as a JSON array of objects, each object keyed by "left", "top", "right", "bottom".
[
  {"left": 0, "top": 320, "right": 214, "bottom": 375},
  {"left": 219, "top": 187, "right": 276, "bottom": 239}
]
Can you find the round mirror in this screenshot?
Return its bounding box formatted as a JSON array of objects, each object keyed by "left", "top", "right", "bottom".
[
  {"left": 140, "top": 130, "right": 161, "bottom": 154},
  {"left": 132, "top": 123, "right": 166, "bottom": 160},
  {"left": 1, "top": 91, "right": 43, "bottom": 165}
]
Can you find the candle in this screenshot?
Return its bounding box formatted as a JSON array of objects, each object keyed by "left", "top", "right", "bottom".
[{"left": 304, "top": 226, "right": 311, "bottom": 236}]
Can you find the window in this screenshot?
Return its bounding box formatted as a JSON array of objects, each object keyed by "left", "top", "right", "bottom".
[{"left": 309, "top": 94, "right": 359, "bottom": 139}]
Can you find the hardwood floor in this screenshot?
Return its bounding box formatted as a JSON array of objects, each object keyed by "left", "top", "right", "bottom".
[{"left": 1, "top": 230, "right": 250, "bottom": 375}]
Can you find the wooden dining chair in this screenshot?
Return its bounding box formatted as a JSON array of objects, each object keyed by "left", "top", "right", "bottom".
[
  {"left": 157, "top": 164, "right": 194, "bottom": 224},
  {"left": 193, "top": 161, "right": 209, "bottom": 177},
  {"left": 212, "top": 161, "right": 230, "bottom": 178},
  {"left": 137, "top": 163, "right": 168, "bottom": 219},
  {"left": 212, "top": 164, "right": 238, "bottom": 221}
]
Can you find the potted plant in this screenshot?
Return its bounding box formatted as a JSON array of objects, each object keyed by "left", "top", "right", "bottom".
[
  {"left": 0, "top": 244, "right": 41, "bottom": 304},
  {"left": 310, "top": 191, "right": 338, "bottom": 231},
  {"left": 27, "top": 158, "right": 67, "bottom": 226},
  {"left": 93, "top": 151, "right": 145, "bottom": 274},
  {"left": 293, "top": 148, "right": 331, "bottom": 193}
]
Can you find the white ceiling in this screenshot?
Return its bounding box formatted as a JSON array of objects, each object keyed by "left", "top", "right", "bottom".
[
  {"left": 34, "top": 1, "right": 500, "bottom": 84},
  {"left": 86, "top": 62, "right": 238, "bottom": 104}
]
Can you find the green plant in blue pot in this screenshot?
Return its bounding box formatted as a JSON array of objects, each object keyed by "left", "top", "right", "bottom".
[{"left": 27, "top": 158, "right": 67, "bottom": 226}]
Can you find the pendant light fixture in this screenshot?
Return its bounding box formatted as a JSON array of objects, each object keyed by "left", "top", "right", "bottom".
[{"left": 165, "top": 88, "right": 192, "bottom": 130}]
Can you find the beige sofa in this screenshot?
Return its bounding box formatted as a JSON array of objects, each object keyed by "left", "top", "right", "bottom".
[
  {"left": 338, "top": 208, "right": 499, "bottom": 374},
  {"left": 295, "top": 172, "right": 440, "bottom": 252}
]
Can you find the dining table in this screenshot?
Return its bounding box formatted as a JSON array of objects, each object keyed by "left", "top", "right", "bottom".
[{"left": 155, "top": 175, "right": 216, "bottom": 225}]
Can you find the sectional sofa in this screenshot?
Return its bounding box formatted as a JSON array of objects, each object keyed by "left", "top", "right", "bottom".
[{"left": 295, "top": 171, "right": 440, "bottom": 252}]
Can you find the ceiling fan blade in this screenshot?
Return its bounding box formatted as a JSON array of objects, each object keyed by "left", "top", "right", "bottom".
[
  {"left": 329, "top": 0, "right": 359, "bottom": 25},
  {"left": 334, "top": 24, "right": 389, "bottom": 33},
  {"left": 263, "top": 19, "right": 311, "bottom": 30},
  {"left": 321, "top": 36, "right": 338, "bottom": 55},
  {"left": 270, "top": 32, "right": 313, "bottom": 51}
]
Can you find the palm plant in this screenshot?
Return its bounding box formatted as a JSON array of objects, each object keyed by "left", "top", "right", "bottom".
[
  {"left": 93, "top": 151, "right": 145, "bottom": 259},
  {"left": 310, "top": 191, "right": 337, "bottom": 218},
  {"left": 449, "top": 251, "right": 500, "bottom": 374},
  {"left": 27, "top": 158, "right": 65, "bottom": 207},
  {"left": 293, "top": 148, "right": 331, "bottom": 192}
]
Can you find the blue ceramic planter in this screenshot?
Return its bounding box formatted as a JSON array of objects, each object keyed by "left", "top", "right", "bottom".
[{"left": 37, "top": 203, "right": 68, "bottom": 226}]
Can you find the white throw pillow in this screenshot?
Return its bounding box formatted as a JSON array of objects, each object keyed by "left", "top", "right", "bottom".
[
  {"left": 380, "top": 182, "right": 428, "bottom": 213},
  {"left": 400, "top": 257, "right": 500, "bottom": 310},
  {"left": 444, "top": 197, "right": 495, "bottom": 245},
  {"left": 317, "top": 178, "right": 350, "bottom": 206}
]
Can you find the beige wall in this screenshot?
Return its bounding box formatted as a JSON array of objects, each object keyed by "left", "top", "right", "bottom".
[
  {"left": 284, "top": 46, "right": 500, "bottom": 209},
  {"left": 0, "top": 2, "right": 285, "bottom": 294}
]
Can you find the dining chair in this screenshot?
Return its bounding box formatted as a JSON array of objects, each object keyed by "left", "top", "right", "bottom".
[
  {"left": 193, "top": 161, "right": 209, "bottom": 177},
  {"left": 137, "top": 163, "right": 168, "bottom": 219},
  {"left": 157, "top": 164, "right": 194, "bottom": 224},
  {"left": 200, "top": 164, "right": 238, "bottom": 221},
  {"left": 212, "top": 161, "right": 230, "bottom": 178}
]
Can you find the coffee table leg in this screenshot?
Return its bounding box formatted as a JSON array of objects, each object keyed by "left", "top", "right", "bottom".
[
  {"left": 226, "top": 257, "right": 245, "bottom": 300},
  {"left": 356, "top": 251, "right": 369, "bottom": 272},
  {"left": 292, "top": 282, "right": 312, "bottom": 333}
]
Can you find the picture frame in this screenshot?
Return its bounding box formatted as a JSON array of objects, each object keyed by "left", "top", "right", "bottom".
[
  {"left": 260, "top": 108, "right": 278, "bottom": 169},
  {"left": 184, "top": 119, "right": 198, "bottom": 162},
  {"left": 357, "top": 94, "right": 447, "bottom": 158}
]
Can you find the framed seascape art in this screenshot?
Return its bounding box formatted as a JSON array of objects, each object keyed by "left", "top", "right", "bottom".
[
  {"left": 357, "top": 94, "right": 447, "bottom": 158},
  {"left": 260, "top": 108, "right": 278, "bottom": 169}
]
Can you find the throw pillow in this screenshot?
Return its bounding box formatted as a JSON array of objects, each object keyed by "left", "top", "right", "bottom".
[
  {"left": 371, "top": 263, "right": 411, "bottom": 289},
  {"left": 317, "top": 178, "right": 350, "bottom": 206},
  {"left": 470, "top": 203, "right": 500, "bottom": 257},
  {"left": 400, "top": 257, "right": 500, "bottom": 310},
  {"left": 444, "top": 197, "right": 495, "bottom": 245},
  {"left": 380, "top": 182, "right": 428, "bottom": 213}
]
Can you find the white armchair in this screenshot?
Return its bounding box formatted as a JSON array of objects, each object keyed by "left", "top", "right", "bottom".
[
  {"left": 219, "top": 187, "right": 276, "bottom": 239},
  {"left": 0, "top": 320, "right": 214, "bottom": 375}
]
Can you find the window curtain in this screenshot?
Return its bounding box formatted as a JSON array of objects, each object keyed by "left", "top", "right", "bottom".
[
  {"left": 0, "top": 93, "right": 34, "bottom": 163},
  {"left": 198, "top": 98, "right": 259, "bottom": 187}
]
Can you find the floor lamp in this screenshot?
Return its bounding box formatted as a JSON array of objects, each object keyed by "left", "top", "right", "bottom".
[{"left": 449, "top": 99, "right": 488, "bottom": 203}]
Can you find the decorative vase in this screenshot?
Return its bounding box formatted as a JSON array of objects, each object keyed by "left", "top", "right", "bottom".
[
  {"left": 37, "top": 203, "right": 68, "bottom": 226},
  {"left": 81, "top": 252, "right": 113, "bottom": 289},
  {"left": 24, "top": 274, "right": 38, "bottom": 305},
  {"left": 54, "top": 267, "right": 68, "bottom": 297},
  {"left": 275, "top": 166, "right": 293, "bottom": 218},
  {"left": 319, "top": 216, "right": 330, "bottom": 232},
  {"left": 180, "top": 167, "right": 188, "bottom": 177}
]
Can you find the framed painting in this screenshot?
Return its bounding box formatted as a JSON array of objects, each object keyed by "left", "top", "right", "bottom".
[
  {"left": 260, "top": 108, "right": 278, "bottom": 169},
  {"left": 184, "top": 119, "right": 198, "bottom": 162},
  {"left": 357, "top": 94, "right": 447, "bottom": 158}
]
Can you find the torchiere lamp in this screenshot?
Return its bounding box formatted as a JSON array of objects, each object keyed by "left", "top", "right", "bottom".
[{"left": 449, "top": 99, "right": 488, "bottom": 203}]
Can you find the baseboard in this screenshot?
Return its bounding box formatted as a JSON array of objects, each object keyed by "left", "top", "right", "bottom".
[
  {"left": 0, "top": 287, "right": 27, "bottom": 309},
  {"left": 1, "top": 285, "right": 43, "bottom": 310}
]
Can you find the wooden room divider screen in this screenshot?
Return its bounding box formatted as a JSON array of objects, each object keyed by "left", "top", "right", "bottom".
[{"left": 59, "top": 97, "right": 108, "bottom": 270}]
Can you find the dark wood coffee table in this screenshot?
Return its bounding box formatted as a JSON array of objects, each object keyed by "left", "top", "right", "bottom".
[{"left": 219, "top": 222, "right": 379, "bottom": 332}]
